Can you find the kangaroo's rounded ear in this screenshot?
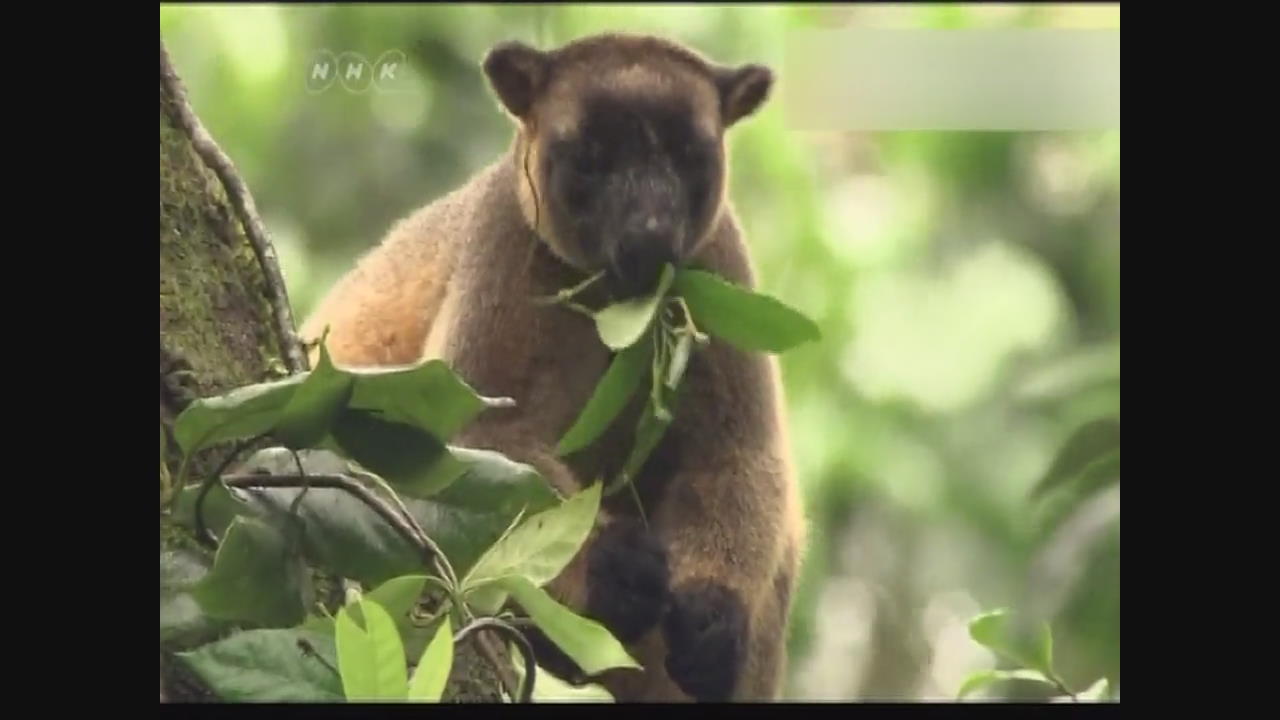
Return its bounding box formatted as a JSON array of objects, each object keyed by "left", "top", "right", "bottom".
[
  {"left": 482, "top": 41, "right": 550, "bottom": 120},
  {"left": 716, "top": 63, "right": 774, "bottom": 127}
]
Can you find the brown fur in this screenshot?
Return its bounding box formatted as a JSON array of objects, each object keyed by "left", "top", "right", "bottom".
[{"left": 301, "top": 33, "right": 805, "bottom": 702}]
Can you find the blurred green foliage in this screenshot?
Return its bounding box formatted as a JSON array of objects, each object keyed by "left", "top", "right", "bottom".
[{"left": 160, "top": 3, "right": 1119, "bottom": 700}]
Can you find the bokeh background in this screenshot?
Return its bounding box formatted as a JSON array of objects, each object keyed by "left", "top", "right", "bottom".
[{"left": 160, "top": 3, "right": 1120, "bottom": 701}]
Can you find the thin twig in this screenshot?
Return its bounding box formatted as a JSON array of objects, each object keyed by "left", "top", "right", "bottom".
[
  {"left": 350, "top": 469, "right": 459, "bottom": 591},
  {"left": 193, "top": 438, "right": 259, "bottom": 548},
  {"left": 1049, "top": 673, "right": 1078, "bottom": 702},
  {"left": 284, "top": 450, "right": 312, "bottom": 554},
  {"left": 533, "top": 270, "right": 605, "bottom": 306},
  {"left": 160, "top": 37, "right": 308, "bottom": 375},
  {"left": 221, "top": 474, "right": 443, "bottom": 571},
  {"left": 454, "top": 618, "right": 536, "bottom": 703},
  {"left": 297, "top": 638, "right": 340, "bottom": 679}
]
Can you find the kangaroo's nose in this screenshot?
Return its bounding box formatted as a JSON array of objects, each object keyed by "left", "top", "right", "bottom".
[{"left": 608, "top": 229, "right": 678, "bottom": 300}]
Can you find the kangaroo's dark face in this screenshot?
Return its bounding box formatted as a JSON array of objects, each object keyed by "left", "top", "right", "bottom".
[
  {"left": 483, "top": 34, "right": 773, "bottom": 299},
  {"left": 539, "top": 91, "right": 723, "bottom": 298}
]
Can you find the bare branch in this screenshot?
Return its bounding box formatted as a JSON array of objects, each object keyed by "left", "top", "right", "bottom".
[{"left": 221, "top": 473, "right": 446, "bottom": 573}]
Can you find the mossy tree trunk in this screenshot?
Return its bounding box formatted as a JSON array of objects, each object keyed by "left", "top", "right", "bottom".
[{"left": 159, "top": 39, "right": 502, "bottom": 703}]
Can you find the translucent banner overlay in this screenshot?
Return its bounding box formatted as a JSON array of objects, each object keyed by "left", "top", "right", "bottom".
[{"left": 782, "top": 29, "right": 1120, "bottom": 131}]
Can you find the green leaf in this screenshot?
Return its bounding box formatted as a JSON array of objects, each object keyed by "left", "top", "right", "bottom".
[
  {"left": 336, "top": 598, "right": 408, "bottom": 701},
  {"left": 305, "top": 575, "right": 443, "bottom": 662},
  {"left": 674, "top": 268, "right": 820, "bottom": 353},
  {"left": 274, "top": 340, "right": 354, "bottom": 450},
  {"left": 1032, "top": 416, "right": 1120, "bottom": 500},
  {"left": 462, "top": 483, "right": 601, "bottom": 613},
  {"left": 175, "top": 629, "right": 344, "bottom": 701},
  {"left": 180, "top": 448, "right": 558, "bottom": 588},
  {"left": 345, "top": 359, "right": 504, "bottom": 439},
  {"left": 173, "top": 480, "right": 252, "bottom": 539},
  {"left": 160, "top": 548, "right": 229, "bottom": 649},
  {"left": 957, "top": 669, "right": 1053, "bottom": 699},
  {"left": 173, "top": 373, "right": 307, "bottom": 454},
  {"left": 497, "top": 575, "right": 640, "bottom": 676},
  {"left": 557, "top": 340, "right": 652, "bottom": 456},
  {"left": 512, "top": 659, "right": 615, "bottom": 702},
  {"left": 368, "top": 575, "right": 441, "bottom": 661},
  {"left": 968, "top": 608, "right": 1010, "bottom": 652},
  {"left": 407, "top": 616, "right": 453, "bottom": 702},
  {"left": 967, "top": 609, "right": 1058, "bottom": 679},
  {"left": 432, "top": 447, "right": 558, "bottom": 518},
  {"left": 329, "top": 410, "right": 453, "bottom": 497},
  {"left": 191, "top": 516, "right": 308, "bottom": 627},
  {"left": 594, "top": 264, "right": 676, "bottom": 350}
]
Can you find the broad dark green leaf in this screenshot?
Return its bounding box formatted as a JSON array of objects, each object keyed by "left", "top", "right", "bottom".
[
  {"left": 674, "top": 268, "right": 820, "bottom": 353},
  {"left": 173, "top": 373, "right": 307, "bottom": 455},
  {"left": 957, "top": 669, "right": 1053, "bottom": 699},
  {"left": 407, "top": 616, "right": 453, "bottom": 702},
  {"left": 433, "top": 447, "right": 558, "bottom": 518},
  {"left": 345, "top": 359, "right": 504, "bottom": 439},
  {"left": 498, "top": 575, "right": 640, "bottom": 675},
  {"left": 462, "top": 484, "right": 601, "bottom": 612},
  {"left": 175, "top": 629, "right": 344, "bottom": 702},
  {"left": 274, "top": 341, "right": 354, "bottom": 450},
  {"left": 192, "top": 516, "right": 309, "bottom": 628},
  {"left": 557, "top": 340, "right": 652, "bottom": 456},
  {"left": 160, "top": 548, "right": 230, "bottom": 649},
  {"left": 194, "top": 450, "right": 558, "bottom": 588},
  {"left": 594, "top": 264, "right": 676, "bottom": 350},
  {"left": 336, "top": 598, "right": 408, "bottom": 701},
  {"left": 329, "top": 410, "right": 454, "bottom": 497},
  {"left": 174, "top": 354, "right": 503, "bottom": 461},
  {"left": 1032, "top": 416, "right": 1120, "bottom": 500}
]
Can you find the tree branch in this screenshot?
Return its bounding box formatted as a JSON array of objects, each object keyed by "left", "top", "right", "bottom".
[
  {"left": 221, "top": 473, "right": 447, "bottom": 574},
  {"left": 455, "top": 618, "right": 536, "bottom": 703}
]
